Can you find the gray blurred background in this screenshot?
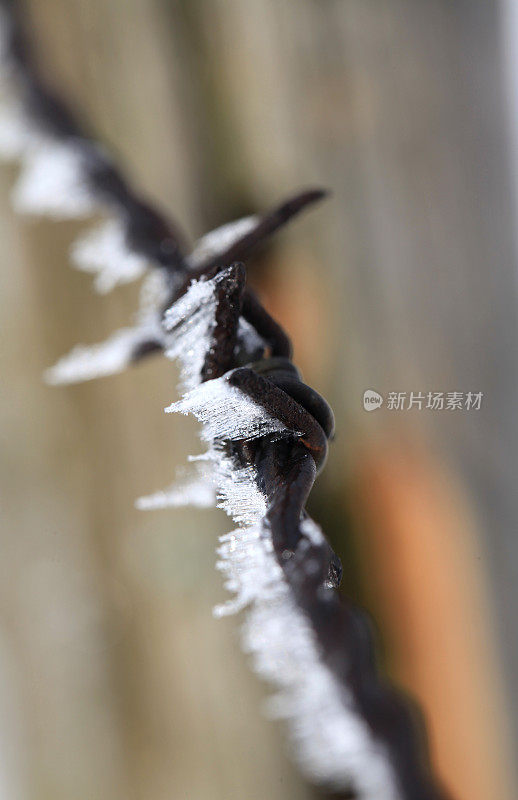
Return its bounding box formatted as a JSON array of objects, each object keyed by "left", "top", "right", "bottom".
[{"left": 1, "top": 1, "right": 517, "bottom": 798}]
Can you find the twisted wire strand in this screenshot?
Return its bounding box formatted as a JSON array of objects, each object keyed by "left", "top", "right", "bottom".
[{"left": 0, "top": 2, "right": 453, "bottom": 798}]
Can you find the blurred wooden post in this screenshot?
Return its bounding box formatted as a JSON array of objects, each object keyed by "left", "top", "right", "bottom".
[{"left": 1, "top": 0, "right": 517, "bottom": 799}]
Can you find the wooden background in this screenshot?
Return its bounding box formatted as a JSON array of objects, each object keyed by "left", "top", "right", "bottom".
[{"left": 0, "top": 1, "right": 517, "bottom": 799}]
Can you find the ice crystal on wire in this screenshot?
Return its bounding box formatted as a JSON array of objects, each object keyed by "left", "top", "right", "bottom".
[
  {"left": 216, "top": 517, "right": 399, "bottom": 799},
  {"left": 11, "top": 140, "right": 99, "bottom": 219},
  {"left": 164, "top": 370, "right": 400, "bottom": 796},
  {"left": 164, "top": 276, "right": 220, "bottom": 391},
  {"left": 166, "top": 376, "right": 291, "bottom": 443},
  {"left": 0, "top": 99, "right": 36, "bottom": 161},
  {"left": 44, "top": 327, "right": 148, "bottom": 385},
  {"left": 71, "top": 218, "right": 148, "bottom": 293},
  {"left": 187, "top": 215, "right": 258, "bottom": 268},
  {"left": 45, "top": 271, "right": 167, "bottom": 384},
  {"left": 164, "top": 269, "right": 265, "bottom": 391},
  {"left": 135, "top": 461, "right": 216, "bottom": 510},
  {"left": 136, "top": 477, "right": 215, "bottom": 511},
  {"left": 213, "top": 449, "right": 267, "bottom": 526},
  {"left": 158, "top": 354, "right": 400, "bottom": 796}
]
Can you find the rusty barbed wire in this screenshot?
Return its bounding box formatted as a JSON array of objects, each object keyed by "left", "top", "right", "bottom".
[{"left": 0, "top": 2, "right": 452, "bottom": 798}]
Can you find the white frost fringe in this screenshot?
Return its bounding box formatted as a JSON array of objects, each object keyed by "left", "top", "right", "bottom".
[
  {"left": 44, "top": 327, "right": 146, "bottom": 385},
  {"left": 162, "top": 363, "right": 400, "bottom": 795},
  {"left": 0, "top": 55, "right": 267, "bottom": 295},
  {"left": 216, "top": 520, "right": 399, "bottom": 798},
  {"left": 0, "top": 99, "right": 37, "bottom": 160},
  {"left": 12, "top": 140, "right": 98, "bottom": 219},
  {"left": 0, "top": 38, "right": 403, "bottom": 792},
  {"left": 187, "top": 215, "right": 258, "bottom": 268},
  {"left": 164, "top": 270, "right": 266, "bottom": 391},
  {"left": 45, "top": 272, "right": 167, "bottom": 384},
  {"left": 166, "top": 374, "right": 291, "bottom": 443},
  {"left": 135, "top": 460, "right": 216, "bottom": 511},
  {"left": 71, "top": 218, "right": 148, "bottom": 293},
  {"left": 164, "top": 276, "right": 220, "bottom": 391}
]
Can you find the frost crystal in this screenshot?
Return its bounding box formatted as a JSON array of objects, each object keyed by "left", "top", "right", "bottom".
[
  {"left": 166, "top": 375, "right": 290, "bottom": 443},
  {"left": 164, "top": 271, "right": 265, "bottom": 390},
  {"left": 0, "top": 100, "right": 37, "bottom": 161},
  {"left": 135, "top": 461, "right": 216, "bottom": 510},
  {"left": 12, "top": 140, "right": 98, "bottom": 218},
  {"left": 213, "top": 449, "right": 267, "bottom": 526},
  {"left": 164, "top": 276, "right": 219, "bottom": 390},
  {"left": 187, "top": 215, "right": 258, "bottom": 269},
  {"left": 44, "top": 327, "right": 148, "bottom": 385},
  {"left": 165, "top": 367, "right": 400, "bottom": 795},
  {"left": 216, "top": 518, "right": 400, "bottom": 798},
  {"left": 46, "top": 271, "right": 167, "bottom": 386},
  {"left": 136, "top": 269, "right": 169, "bottom": 322},
  {"left": 71, "top": 219, "right": 148, "bottom": 293}
]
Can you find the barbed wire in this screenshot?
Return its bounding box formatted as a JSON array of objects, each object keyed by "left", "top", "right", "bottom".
[{"left": 0, "top": 2, "right": 452, "bottom": 798}]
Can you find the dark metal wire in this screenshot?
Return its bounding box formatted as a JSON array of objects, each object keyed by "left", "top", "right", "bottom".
[{"left": 0, "top": 2, "right": 453, "bottom": 798}]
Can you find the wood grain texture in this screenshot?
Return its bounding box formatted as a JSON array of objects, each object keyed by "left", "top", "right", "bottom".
[{"left": 1, "top": 1, "right": 517, "bottom": 799}]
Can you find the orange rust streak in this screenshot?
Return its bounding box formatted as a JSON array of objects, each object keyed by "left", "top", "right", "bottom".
[{"left": 352, "top": 442, "right": 514, "bottom": 800}]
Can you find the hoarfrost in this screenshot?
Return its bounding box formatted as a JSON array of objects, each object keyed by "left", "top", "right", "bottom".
[
  {"left": 164, "top": 276, "right": 218, "bottom": 390},
  {"left": 187, "top": 215, "right": 258, "bottom": 269},
  {"left": 237, "top": 315, "right": 267, "bottom": 357},
  {"left": 164, "top": 271, "right": 266, "bottom": 390},
  {"left": 44, "top": 327, "right": 148, "bottom": 385},
  {"left": 214, "top": 449, "right": 267, "bottom": 526},
  {"left": 137, "top": 269, "right": 169, "bottom": 322},
  {"left": 216, "top": 517, "right": 400, "bottom": 798},
  {"left": 71, "top": 218, "right": 148, "bottom": 293},
  {"left": 0, "top": 100, "right": 36, "bottom": 161},
  {"left": 12, "top": 140, "right": 98, "bottom": 218},
  {"left": 136, "top": 462, "right": 216, "bottom": 510},
  {"left": 46, "top": 271, "right": 167, "bottom": 387},
  {"left": 166, "top": 375, "right": 291, "bottom": 443}
]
